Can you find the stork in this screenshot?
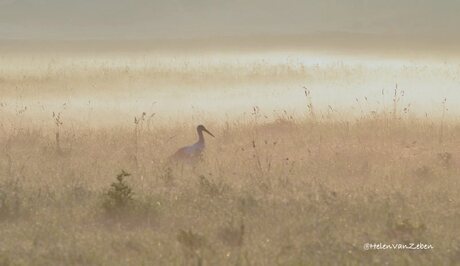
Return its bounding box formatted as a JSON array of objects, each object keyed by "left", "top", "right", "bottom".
[{"left": 171, "top": 125, "right": 215, "bottom": 162}]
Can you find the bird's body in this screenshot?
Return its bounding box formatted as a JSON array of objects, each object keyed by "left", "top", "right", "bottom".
[
  {"left": 173, "top": 141, "right": 205, "bottom": 159},
  {"left": 171, "top": 125, "right": 214, "bottom": 163}
]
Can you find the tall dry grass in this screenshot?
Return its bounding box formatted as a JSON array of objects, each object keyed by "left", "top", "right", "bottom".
[{"left": 0, "top": 109, "right": 459, "bottom": 265}]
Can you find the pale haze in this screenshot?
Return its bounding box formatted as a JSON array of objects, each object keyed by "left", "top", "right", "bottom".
[
  {"left": 1, "top": 0, "right": 459, "bottom": 41},
  {"left": 1, "top": 1, "right": 460, "bottom": 122}
]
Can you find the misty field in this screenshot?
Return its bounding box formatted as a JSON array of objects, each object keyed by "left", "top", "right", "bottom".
[
  {"left": 0, "top": 113, "right": 459, "bottom": 265},
  {"left": 1, "top": 51, "right": 460, "bottom": 265}
]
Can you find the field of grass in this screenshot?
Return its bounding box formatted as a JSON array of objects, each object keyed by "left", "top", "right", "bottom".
[
  {"left": 0, "top": 51, "right": 459, "bottom": 265},
  {"left": 0, "top": 112, "right": 459, "bottom": 265}
]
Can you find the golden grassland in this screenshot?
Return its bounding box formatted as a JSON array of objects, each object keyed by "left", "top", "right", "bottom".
[
  {"left": 0, "top": 52, "right": 460, "bottom": 265},
  {"left": 0, "top": 112, "right": 459, "bottom": 265}
]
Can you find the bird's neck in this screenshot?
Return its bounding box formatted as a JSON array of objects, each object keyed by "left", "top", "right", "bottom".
[{"left": 197, "top": 130, "right": 205, "bottom": 144}]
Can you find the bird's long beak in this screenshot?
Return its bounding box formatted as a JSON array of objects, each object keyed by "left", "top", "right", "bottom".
[{"left": 203, "top": 128, "right": 215, "bottom": 137}]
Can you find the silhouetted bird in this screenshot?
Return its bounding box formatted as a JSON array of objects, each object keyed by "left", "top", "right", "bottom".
[{"left": 171, "top": 125, "right": 214, "bottom": 163}]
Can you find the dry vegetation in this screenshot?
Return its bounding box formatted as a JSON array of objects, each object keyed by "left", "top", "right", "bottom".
[
  {"left": 0, "top": 110, "right": 459, "bottom": 265},
  {"left": 0, "top": 52, "right": 459, "bottom": 265}
]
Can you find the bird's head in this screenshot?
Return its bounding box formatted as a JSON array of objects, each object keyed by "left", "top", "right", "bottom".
[{"left": 197, "top": 125, "right": 215, "bottom": 137}]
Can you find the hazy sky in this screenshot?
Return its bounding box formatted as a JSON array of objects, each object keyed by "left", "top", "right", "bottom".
[{"left": 0, "top": 0, "right": 459, "bottom": 40}]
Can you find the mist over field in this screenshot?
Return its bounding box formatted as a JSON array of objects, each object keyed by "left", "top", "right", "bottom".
[
  {"left": 1, "top": 46, "right": 459, "bottom": 127},
  {"left": 1, "top": 1, "right": 460, "bottom": 265}
]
